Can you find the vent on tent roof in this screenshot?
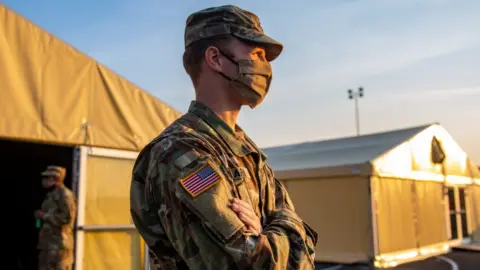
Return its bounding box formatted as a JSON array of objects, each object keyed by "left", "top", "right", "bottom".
[{"left": 431, "top": 136, "right": 446, "bottom": 164}]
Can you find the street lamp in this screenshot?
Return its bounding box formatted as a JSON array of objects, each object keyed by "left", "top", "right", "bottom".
[{"left": 347, "top": 87, "right": 364, "bottom": 136}]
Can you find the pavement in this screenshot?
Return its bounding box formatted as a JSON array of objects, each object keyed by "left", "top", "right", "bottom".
[{"left": 314, "top": 250, "right": 480, "bottom": 270}]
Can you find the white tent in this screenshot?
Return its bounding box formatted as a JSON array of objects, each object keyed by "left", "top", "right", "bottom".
[{"left": 264, "top": 123, "right": 480, "bottom": 268}]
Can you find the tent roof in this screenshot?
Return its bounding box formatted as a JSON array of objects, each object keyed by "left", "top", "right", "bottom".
[
  {"left": 263, "top": 124, "right": 431, "bottom": 172},
  {"left": 264, "top": 123, "right": 480, "bottom": 180},
  {"left": 0, "top": 4, "right": 182, "bottom": 151}
]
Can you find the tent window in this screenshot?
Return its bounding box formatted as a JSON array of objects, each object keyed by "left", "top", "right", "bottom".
[{"left": 431, "top": 136, "right": 446, "bottom": 164}]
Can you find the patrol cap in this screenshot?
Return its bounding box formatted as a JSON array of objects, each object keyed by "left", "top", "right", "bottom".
[
  {"left": 184, "top": 5, "right": 283, "bottom": 62},
  {"left": 41, "top": 165, "right": 66, "bottom": 182}
]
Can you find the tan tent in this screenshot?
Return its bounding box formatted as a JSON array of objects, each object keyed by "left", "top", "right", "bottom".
[
  {"left": 1, "top": 4, "right": 181, "bottom": 270},
  {"left": 263, "top": 123, "right": 480, "bottom": 268}
]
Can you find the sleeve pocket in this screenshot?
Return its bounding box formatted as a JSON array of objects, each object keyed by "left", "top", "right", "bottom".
[{"left": 174, "top": 159, "right": 245, "bottom": 243}]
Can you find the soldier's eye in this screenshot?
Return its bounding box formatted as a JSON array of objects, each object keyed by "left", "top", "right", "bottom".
[{"left": 252, "top": 49, "right": 266, "bottom": 61}]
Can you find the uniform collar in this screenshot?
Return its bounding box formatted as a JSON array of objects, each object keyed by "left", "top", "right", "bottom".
[{"left": 188, "top": 101, "right": 254, "bottom": 157}]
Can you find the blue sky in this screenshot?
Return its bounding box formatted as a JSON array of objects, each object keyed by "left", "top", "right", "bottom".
[{"left": 3, "top": 0, "right": 480, "bottom": 163}]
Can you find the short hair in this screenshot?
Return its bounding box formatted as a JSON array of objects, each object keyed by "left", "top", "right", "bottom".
[{"left": 182, "top": 35, "right": 233, "bottom": 85}]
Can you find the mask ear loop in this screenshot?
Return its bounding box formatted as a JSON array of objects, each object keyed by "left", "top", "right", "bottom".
[
  {"left": 215, "top": 48, "right": 253, "bottom": 102},
  {"left": 218, "top": 49, "right": 237, "bottom": 64},
  {"left": 216, "top": 48, "right": 240, "bottom": 81}
]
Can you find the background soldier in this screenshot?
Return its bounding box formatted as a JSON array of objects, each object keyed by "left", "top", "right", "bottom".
[
  {"left": 130, "top": 4, "right": 318, "bottom": 269},
  {"left": 35, "top": 165, "right": 76, "bottom": 270}
]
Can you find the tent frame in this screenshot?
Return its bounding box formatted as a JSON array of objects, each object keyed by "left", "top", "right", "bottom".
[
  {"left": 369, "top": 177, "right": 380, "bottom": 258},
  {"left": 73, "top": 146, "right": 149, "bottom": 270},
  {"left": 74, "top": 146, "right": 87, "bottom": 270}
]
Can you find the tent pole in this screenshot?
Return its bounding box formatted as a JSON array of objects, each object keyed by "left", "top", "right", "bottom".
[
  {"left": 144, "top": 244, "right": 150, "bottom": 270},
  {"left": 369, "top": 177, "right": 380, "bottom": 263},
  {"left": 467, "top": 158, "right": 480, "bottom": 242}
]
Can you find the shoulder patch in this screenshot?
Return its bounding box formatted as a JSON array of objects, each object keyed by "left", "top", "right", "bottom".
[
  {"left": 180, "top": 161, "right": 222, "bottom": 198},
  {"left": 174, "top": 150, "right": 201, "bottom": 170}
]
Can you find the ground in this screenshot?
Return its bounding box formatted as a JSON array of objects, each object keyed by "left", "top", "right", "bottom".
[{"left": 314, "top": 250, "right": 480, "bottom": 270}]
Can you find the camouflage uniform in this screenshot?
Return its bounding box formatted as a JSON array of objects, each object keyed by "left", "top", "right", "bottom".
[
  {"left": 130, "top": 5, "right": 318, "bottom": 270},
  {"left": 38, "top": 166, "right": 77, "bottom": 270}
]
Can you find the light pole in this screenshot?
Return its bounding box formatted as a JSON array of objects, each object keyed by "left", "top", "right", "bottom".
[{"left": 347, "top": 87, "right": 364, "bottom": 136}]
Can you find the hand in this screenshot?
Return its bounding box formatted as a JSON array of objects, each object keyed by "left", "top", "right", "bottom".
[
  {"left": 230, "top": 198, "right": 262, "bottom": 235},
  {"left": 34, "top": 210, "right": 44, "bottom": 219}
]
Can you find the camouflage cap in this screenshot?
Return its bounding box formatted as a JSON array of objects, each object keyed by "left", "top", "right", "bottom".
[
  {"left": 41, "top": 165, "right": 66, "bottom": 182},
  {"left": 184, "top": 5, "right": 283, "bottom": 61}
]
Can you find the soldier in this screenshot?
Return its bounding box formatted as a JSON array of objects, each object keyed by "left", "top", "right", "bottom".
[
  {"left": 130, "top": 4, "right": 318, "bottom": 269},
  {"left": 34, "top": 165, "right": 76, "bottom": 270}
]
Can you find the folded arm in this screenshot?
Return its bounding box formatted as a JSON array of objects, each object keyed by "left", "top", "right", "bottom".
[{"left": 269, "top": 177, "right": 318, "bottom": 265}]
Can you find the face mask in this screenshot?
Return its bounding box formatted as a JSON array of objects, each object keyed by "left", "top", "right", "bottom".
[
  {"left": 218, "top": 51, "right": 272, "bottom": 108},
  {"left": 42, "top": 178, "right": 55, "bottom": 189}
]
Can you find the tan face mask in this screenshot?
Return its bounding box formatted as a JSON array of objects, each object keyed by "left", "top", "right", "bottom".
[
  {"left": 218, "top": 51, "right": 272, "bottom": 108},
  {"left": 42, "top": 177, "right": 55, "bottom": 189}
]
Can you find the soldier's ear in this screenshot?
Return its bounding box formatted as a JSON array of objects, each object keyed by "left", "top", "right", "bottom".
[{"left": 205, "top": 46, "right": 223, "bottom": 72}]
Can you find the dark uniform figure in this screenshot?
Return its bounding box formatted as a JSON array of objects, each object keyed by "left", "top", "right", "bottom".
[
  {"left": 35, "top": 165, "right": 76, "bottom": 270},
  {"left": 130, "top": 5, "right": 318, "bottom": 270}
]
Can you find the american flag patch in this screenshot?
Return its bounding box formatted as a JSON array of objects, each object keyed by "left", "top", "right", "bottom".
[{"left": 180, "top": 163, "right": 221, "bottom": 197}]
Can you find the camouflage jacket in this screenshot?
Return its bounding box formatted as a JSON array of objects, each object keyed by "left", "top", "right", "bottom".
[
  {"left": 38, "top": 185, "right": 76, "bottom": 251},
  {"left": 131, "top": 101, "right": 318, "bottom": 269}
]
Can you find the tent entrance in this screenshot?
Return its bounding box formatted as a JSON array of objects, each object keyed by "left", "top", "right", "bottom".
[
  {"left": 0, "top": 139, "right": 75, "bottom": 270},
  {"left": 74, "top": 146, "right": 147, "bottom": 270},
  {"left": 447, "top": 186, "right": 471, "bottom": 241}
]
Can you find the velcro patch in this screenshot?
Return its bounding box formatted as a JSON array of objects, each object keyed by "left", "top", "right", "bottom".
[
  {"left": 180, "top": 162, "right": 221, "bottom": 198},
  {"left": 174, "top": 150, "right": 200, "bottom": 170}
]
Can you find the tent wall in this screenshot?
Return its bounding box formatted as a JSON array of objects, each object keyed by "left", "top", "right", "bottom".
[
  {"left": 83, "top": 231, "right": 144, "bottom": 270},
  {"left": 84, "top": 155, "right": 134, "bottom": 225},
  {"left": 372, "top": 176, "right": 447, "bottom": 255},
  {"left": 282, "top": 176, "right": 373, "bottom": 263},
  {"left": 373, "top": 177, "right": 416, "bottom": 254},
  {"left": 414, "top": 181, "right": 448, "bottom": 246},
  {"left": 76, "top": 147, "right": 144, "bottom": 270},
  {"left": 0, "top": 5, "right": 181, "bottom": 151}
]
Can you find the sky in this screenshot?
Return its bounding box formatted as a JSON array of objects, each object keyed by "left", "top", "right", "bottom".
[{"left": 3, "top": 0, "right": 480, "bottom": 163}]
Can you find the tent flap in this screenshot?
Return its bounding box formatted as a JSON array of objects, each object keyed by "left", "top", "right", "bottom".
[
  {"left": 414, "top": 181, "right": 448, "bottom": 246},
  {"left": 374, "top": 176, "right": 448, "bottom": 254},
  {"left": 374, "top": 177, "right": 417, "bottom": 253}
]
